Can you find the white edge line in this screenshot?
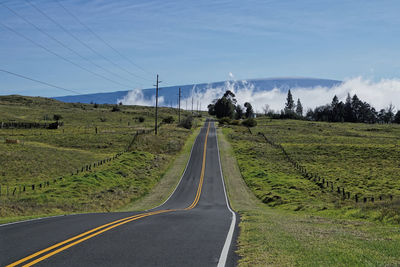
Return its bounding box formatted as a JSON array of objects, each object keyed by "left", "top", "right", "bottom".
[
  {"left": 0, "top": 123, "right": 205, "bottom": 227},
  {"left": 150, "top": 122, "right": 205, "bottom": 210},
  {"left": 215, "top": 123, "right": 237, "bottom": 267},
  {"left": 0, "top": 214, "right": 66, "bottom": 227}
]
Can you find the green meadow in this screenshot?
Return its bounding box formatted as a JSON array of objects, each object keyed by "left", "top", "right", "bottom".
[
  {"left": 223, "top": 117, "right": 400, "bottom": 224},
  {"left": 0, "top": 95, "right": 200, "bottom": 222},
  {"left": 218, "top": 119, "right": 400, "bottom": 266}
]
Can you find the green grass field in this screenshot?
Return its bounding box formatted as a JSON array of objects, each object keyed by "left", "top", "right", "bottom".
[
  {"left": 223, "top": 118, "right": 400, "bottom": 224},
  {"left": 218, "top": 127, "right": 400, "bottom": 266},
  {"left": 0, "top": 95, "right": 201, "bottom": 222}
]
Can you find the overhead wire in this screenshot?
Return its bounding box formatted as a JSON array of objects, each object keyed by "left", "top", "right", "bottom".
[
  {"left": 0, "top": 1, "right": 138, "bottom": 87},
  {"left": 26, "top": 0, "right": 153, "bottom": 83},
  {"left": 0, "top": 68, "right": 81, "bottom": 95},
  {"left": 0, "top": 21, "right": 132, "bottom": 89},
  {"left": 54, "top": 0, "right": 154, "bottom": 78}
]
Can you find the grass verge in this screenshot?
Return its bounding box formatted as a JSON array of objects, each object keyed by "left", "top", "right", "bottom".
[
  {"left": 118, "top": 125, "right": 202, "bottom": 211},
  {"left": 218, "top": 127, "right": 400, "bottom": 266}
]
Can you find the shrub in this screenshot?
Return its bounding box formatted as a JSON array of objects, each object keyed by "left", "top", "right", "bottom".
[
  {"left": 162, "top": 116, "right": 175, "bottom": 124},
  {"left": 218, "top": 117, "right": 231, "bottom": 125},
  {"left": 53, "top": 114, "right": 63, "bottom": 121},
  {"left": 230, "top": 120, "right": 240, "bottom": 125},
  {"left": 242, "top": 118, "right": 257, "bottom": 127},
  {"left": 111, "top": 105, "right": 120, "bottom": 112},
  {"left": 179, "top": 116, "right": 193, "bottom": 129},
  {"left": 94, "top": 103, "right": 99, "bottom": 108},
  {"left": 138, "top": 116, "right": 145, "bottom": 123}
]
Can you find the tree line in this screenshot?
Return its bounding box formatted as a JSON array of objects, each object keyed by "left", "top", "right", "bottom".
[
  {"left": 266, "top": 90, "right": 400, "bottom": 124},
  {"left": 207, "top": 90, "right": 255, "bottom": 119}
]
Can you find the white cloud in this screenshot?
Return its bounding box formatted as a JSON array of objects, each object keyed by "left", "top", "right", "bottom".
[
  {"left": 117, "top": 89, "right": 164, "bottom": 106},
  {"left": 192, "top": 76, "right": 400, "bottom": 113},
  {"left": 117, "top": 76, "right": 400, "bottom": 113}
]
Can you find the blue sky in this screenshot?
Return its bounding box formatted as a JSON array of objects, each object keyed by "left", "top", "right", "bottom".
[{"left": 1, "top": 0, "right": 400, "bottom": 97}]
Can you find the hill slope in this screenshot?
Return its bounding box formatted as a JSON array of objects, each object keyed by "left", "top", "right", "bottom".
[{"left": 53, "top": 78, "right": 341, "bottom": 105}]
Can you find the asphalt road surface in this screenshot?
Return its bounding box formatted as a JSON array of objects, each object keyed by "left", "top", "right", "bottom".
[{"left": 0, "top": 120, "right": 238, "bottom": 266}]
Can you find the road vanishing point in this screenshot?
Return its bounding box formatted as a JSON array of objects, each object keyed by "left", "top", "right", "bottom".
[{"left": 0, "top": 120, "right": 238, "bottom": 266}]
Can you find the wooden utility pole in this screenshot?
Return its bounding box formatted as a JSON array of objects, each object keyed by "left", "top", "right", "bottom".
[
  {"left": 178, "top": 87, "right": 181, "bottom": 123},
  {"left": 154, "top": 74, "right": 161, "bottom": 135},
  {"left": 191, "top": 95, "right": 194, "bottom": 114}
]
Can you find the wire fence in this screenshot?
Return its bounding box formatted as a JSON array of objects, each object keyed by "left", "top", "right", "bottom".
[
  {"left": 0, "top": 122, "right": 163, "bottom": 198},
  {"left": 247, "top": 127, "right": 394, "bottom": 204}
]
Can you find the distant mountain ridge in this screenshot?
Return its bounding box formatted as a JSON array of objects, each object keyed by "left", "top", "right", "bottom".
[{"left": 53, "top": 78, "right": 342, "bottom": 105}]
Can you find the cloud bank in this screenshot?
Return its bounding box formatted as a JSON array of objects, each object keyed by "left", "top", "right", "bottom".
[
  {"left": 117, "top": 89, "right": 164, "bottom": 106},
  {"left": 119, "top": 76, "right": 400, "bottom": 113}
]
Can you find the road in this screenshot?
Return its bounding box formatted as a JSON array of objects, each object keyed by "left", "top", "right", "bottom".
[{"left": 0, "top": 120, "right": 238, "bottom": 266}]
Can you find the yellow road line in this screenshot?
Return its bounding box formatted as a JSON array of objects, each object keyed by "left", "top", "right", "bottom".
[
  {"left": 185, "top": 122, "right": 210, "bottom": 210},
  {"left": 23, "top": 210, "right": 174, "bottom": 267},
  {"left": 8, "top": 122, "right": 211, "bottom": 267}
]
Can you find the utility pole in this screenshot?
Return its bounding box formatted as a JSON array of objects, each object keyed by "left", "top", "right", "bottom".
[
  {"left": 178, "top": 87, "right": 181, "bottom": 123},
  {"left": 154, "top": 74, "right": 161, "bottom": 135},
  {"left": 191, "top": 95, "right": 194, "bottom": 115}
]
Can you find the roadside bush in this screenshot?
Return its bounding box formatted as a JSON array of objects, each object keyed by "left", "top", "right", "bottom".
[
  {"left": 138, "top": 116, "right": 145, "bottom": 123},
  {"left": 111, "top": 105, "right": 120, "bottom": 112},
  {"left": 179, "top": 116, "right": 193, "bottom": 129},
  {"left": 218, "top": 117, "right": 231, "bottom": 125},
  {"left": 230, "top": 120, "right": 240, "bottom": 126},
  {"left": 53, "top": 114, "right": 63, "bottom": 121},
  {"left": 242, "top": 118, "right": 257, "bottom": 127},
  {"left": 162, "top": 116, "right": 175, "bottom": 124}
]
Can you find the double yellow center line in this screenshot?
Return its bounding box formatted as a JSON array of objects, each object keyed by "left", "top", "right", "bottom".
[{"left": 8, "top": 122, "right": 211, "bottom": 267}]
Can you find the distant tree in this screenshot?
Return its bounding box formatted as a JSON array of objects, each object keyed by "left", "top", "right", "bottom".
[
  {"left": 111, "top": 105, "right": 121, "bottom": 112},
  {"left": 214, "top": 91, "right": 236, "bottom": 118},
  {"left": 53, "top": 114, "right": 63, "bottom": 121},
  {"left": 179, "top": 116, "right": 193, "bottom": 129},
  {"left": 93, "top": 103, "right": 99, "bottom": 108},
  {"left": 344, "top": 93, "right": 354, "bottom": 122},
  {"left": 306, "top": 108, "right": 314, "bottom": 120},
  {"left": 223, "top": 90, "right": 237, "bottom": 105},
  {"left": 244, "top": 102, "right": 254, "bottom": 118},
  {"left": 235, "top": 105, "right": 244, "bottom": 119},
  {"left": 383, "top": 103, "right": 395, "bottom": 123},
  {"left": 284, "top": 90, "right": 295, "bottom": 115},
  {"left": 296, "top": 98, "right": 303, "bottom": 116},
  {"left": 394, "top": 110, "right": 400, "bottom": 124},
  {"left": 207, "top": 103, "right": 216, "bottom": 115},
  {"left": 262, "top": 104, "right": 270, "bottom": 116}
]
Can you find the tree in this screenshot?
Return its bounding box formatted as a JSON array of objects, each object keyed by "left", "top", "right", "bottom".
[
  {"left": 235, "top": 105, "right": 244, "bottom": 119},
  {"left": 53, "top": 114, "right": 63, "bottom": 121},
  {"left": 284, "top": 90, "right": 295, "bottom": 114},
  {"left": 394, "top": 110, "right": 400, "bottom": 124},
  {"left": 262, "top": 104, "right": 270, "bottom": 116},
  {"left": 383, "top": 103, "right": 395, "bottom": 123},
  {"left": 296, "top": 98, "right": 303, "bottom": 116},
  {"left": 244, "top": 102, "right": 254, "bottom": 118},
  {"left": 344, "top": 93, "right": 354, "bottom": 122},
  {"left": 207, "top": 103, "right": 216, "bottom": 115},
  {"left": 214, "top": 91, "right": 236, "bottom": 118}
]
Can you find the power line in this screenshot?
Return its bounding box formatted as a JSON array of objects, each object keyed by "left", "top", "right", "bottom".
[
  {"left": 0, "top": 21, "right": 132, "bottom": 89},
  {"left": 26, "top": 0, "right": 152, "bottom": 83},
  {"left": 0, "top": 1, "right": 138, "bottom": 87},
  {"left": 0, "top": 68, "right": 81, "bottom": 95},
  {"left": 54, "top": 0, "right": 154, "bottom": 78}
]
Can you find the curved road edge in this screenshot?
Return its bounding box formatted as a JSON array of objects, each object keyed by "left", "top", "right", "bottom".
[{"left": 216, "top": 125, "right": 240, "bottom": 267}]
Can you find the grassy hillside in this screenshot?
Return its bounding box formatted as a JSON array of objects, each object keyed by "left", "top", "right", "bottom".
[
  {"left": 0, "top": 95, "right": 201, "bottom": 222},
  {"left": 223, "top": 118, "right": 400, "bottom": 224},
  {"left": 218, "top": 126, "right": 400, "bottom": 266}
]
